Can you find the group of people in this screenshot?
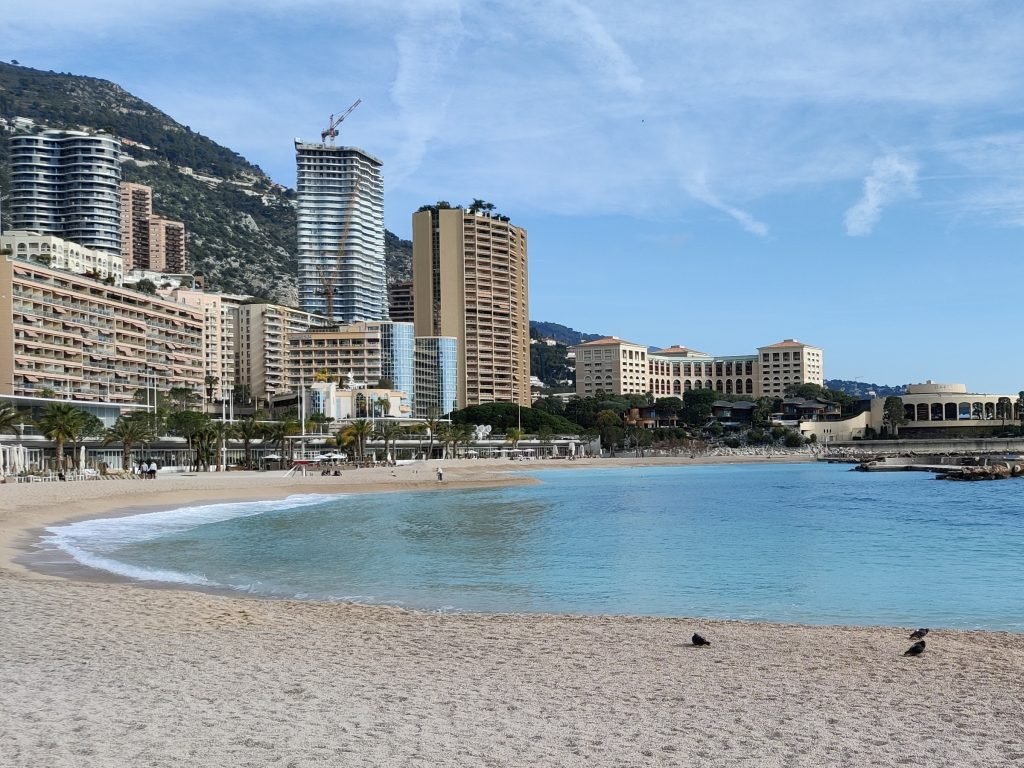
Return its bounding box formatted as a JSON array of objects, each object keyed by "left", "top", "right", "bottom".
[{"left": 136, "top": 461, "right": 159, "bottom": 480}]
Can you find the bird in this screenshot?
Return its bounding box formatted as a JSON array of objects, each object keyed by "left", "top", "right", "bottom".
[
  {"left": 909, "top": 628, "right": 929, "bottom": 640},
  {"left": 904, "top": 640, "right": 926, "bottom": 656},
  {"left": 692, "top": 633, "right": 711, "bottom": 647}
]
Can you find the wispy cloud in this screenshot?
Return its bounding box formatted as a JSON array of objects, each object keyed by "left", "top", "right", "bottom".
[
  {"left": 556, "top": 0, "right": 644, "bottom": 96},
  {"left": 10, "top": 0, "right": 1024, "bottom": 234},
  {"left": 387, "top": 1, "right": 465, "bottom": 187},
  {"left": 844, "top": 154, "right": 919, "bottom": 236},
  {"left": 686, "top": 172, "right": 768, "bottom": 237}
]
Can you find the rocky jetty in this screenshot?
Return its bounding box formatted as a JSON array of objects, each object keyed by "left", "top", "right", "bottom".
[{"left": 937, "top": 462, "right": 1024, "bottom": 481}]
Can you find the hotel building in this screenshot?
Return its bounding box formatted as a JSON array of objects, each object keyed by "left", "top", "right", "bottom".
[
  {"left": 294, "top": 141, "right": 387, "bottom": 322},
  {"left": 9, "top": 129, "right": 122, "bottom": 253},
  {"left": 234, "top": 302, "right": 325, "bottom": 403},
  {"left": 412, "top": 206, "right": 529, "bottom": 409},
  {"left": 286, "top": 321, "right": 413, "bottom": 414},
  {"left": 572, "top": 337, "right": 823, "bottom": 401},
  {"left": 0, "top": 255, "right": 204, "bottom": 404},
  {"left": 0, "top": 230, "right": 123, "bottom": 285},
  {"left": 572, "top": 337, "right": 650, "bottom": 398}
]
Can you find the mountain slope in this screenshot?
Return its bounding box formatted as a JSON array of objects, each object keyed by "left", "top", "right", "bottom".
[{"left": 0, "top": 62, "right": 412, "bottom": 300}]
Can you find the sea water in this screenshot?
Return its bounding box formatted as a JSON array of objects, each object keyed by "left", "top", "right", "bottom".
[{"left": 41, "top": 463, "right": 1024, "bottom": 629}]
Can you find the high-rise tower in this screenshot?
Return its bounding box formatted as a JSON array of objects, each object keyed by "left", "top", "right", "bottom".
[
  {"left": 294, "top": 141, "right": 386, "bottom": 323},
  {"left": 412, "top": 205, "right": 529, "bottom": 408},
  {"left": 9, "top": 129, "right": 121, "bottom": 253}
]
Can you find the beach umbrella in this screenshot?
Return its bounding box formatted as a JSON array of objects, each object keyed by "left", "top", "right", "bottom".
[{"left": 80, "top": 444, "right": 86, "bottom": 471}]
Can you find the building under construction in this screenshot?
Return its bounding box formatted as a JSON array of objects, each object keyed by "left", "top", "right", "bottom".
[{"left": 295, "top": 103, "right": 387, "bottom": 323}]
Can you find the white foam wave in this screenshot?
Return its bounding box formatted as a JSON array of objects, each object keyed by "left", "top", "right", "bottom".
[{"left": 42, "top": 493, "right": 347, "bottom": 583}]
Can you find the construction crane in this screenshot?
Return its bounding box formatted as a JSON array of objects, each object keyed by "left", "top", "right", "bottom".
[
  {"left": 315, "top": 176, "right": 363, "bottom": 321},
  {"left": 321, "top": 99, "right": 362, "bottom": 146}
]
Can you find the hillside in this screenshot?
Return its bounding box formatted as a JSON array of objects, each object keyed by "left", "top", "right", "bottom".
[
  {"left": 0, "top": 62, "right": 412, "bottom": 300},
  {"left": 529, "top": 321, "right": 604, "bottom": 346}
]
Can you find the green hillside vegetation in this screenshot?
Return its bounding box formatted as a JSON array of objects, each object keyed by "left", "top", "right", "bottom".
[
  {"left": 0, "top": 62, "right": 412, "bottom": 300},
  {"left": 529, "top": 321, "right": 603, "bottom": 346}
]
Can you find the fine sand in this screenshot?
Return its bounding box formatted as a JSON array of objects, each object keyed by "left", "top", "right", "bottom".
[{"left": 1, "top": 457, "right": 1022, "bottom": 767}]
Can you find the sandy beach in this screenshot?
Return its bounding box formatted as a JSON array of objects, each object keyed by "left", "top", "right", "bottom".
[{"left": 2, "top": 457, "right": 1022, "bottom": 767}]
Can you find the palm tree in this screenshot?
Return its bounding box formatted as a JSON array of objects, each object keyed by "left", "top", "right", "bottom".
[
  {"left": 204, "top": 375, "right": 219, "bottom": 404},
  {"left": 234, "top": 417, "right": 262, "bottom": 469},
  {"left": 334, "top": 427, "right": 355, "bottom": 457},
  {"left": 0, "top": 402, "right": 22, "bottom": 438},
  {"left": 261, "top": 421, "right": 299, "bottom": 459},
  {"left": 36, "top": 403, "right": 85, "bottom": 472},
  {"left": 374, "top": 396, "right": 392, "bottom": 418},
  {"left": 453, "top": 423, "right": 474, "bottom": 458},
  {"left": 212, "top": 421, "right": 233, "bottom": 472},
  {"left": 375, "top": 421, "right": 405, "bottom": 464},
  {"left": 434, "top": 422, "right": 456, "bottom": 459},
  {"left": 342, "top": 419, "right": 374, "bottom": 463},
  {"left": 102, "top": 416, "right": 154, "bottom": 471},
  {"left": 423, "top": 413, "right": 443, "bottom": 459},
  {"left": 505, "top": 427, "right": 524, "bottom": 452}
]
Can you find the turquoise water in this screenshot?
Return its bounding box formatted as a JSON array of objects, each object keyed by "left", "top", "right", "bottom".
[{"left": 43, "top": 463, "right": 1024, "bottom": 629}]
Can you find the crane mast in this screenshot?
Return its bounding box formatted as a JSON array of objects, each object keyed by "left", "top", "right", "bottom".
[
  {"left": 321, "top": 99, "right": 362, "bottom": 145},
  {"left": 315, "top": 177, "right": 363, "bottom": 321}
]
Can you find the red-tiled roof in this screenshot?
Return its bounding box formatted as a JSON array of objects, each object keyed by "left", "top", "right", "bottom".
[
  {"left": 761, "top": 338, "right": 818, "bottom": 349},
  {"left": 575, "top": 336, "right": 644, "bottom": 347}
]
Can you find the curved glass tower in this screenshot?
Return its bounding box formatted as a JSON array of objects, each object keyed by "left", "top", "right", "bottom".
[
  {"left": 294, "top": 140, "right": 387, "bottom": 323},
  {"left": 9, "top": 129, "right": 122, "bottom": 253}
]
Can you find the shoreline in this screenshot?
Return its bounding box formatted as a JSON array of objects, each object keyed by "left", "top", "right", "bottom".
[
  {"left": 1, "top": 453, "right": 816, "bottom": 582},
  {"left": 3, "top": 454, "right": 1022, "bottom": 766}
]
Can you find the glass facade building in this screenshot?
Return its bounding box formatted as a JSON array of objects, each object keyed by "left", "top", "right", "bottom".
[
  {"left": 379, "top": 321, "right": 415, "bottom": 412},
  {"left": 294, "top": 141, "right": 387, "bottom": 323},
  {"left": 414, "top": 336, "right": 459, "bottom": 418}
]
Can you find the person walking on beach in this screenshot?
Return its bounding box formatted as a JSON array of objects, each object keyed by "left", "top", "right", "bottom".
[
  {"left": 437, "top": 466, "right": 444, "bottom": 482},
  {"left": 148, "top": 461, "right": 158, "bottom": 480}
]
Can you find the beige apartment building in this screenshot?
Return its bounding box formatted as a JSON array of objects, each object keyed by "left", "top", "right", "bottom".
[
  {"left": 412, "top": 206, "right": 529, "bottom": 408},
  {"left": 0, "top": 256, "right": 204, "bottom": 403},
  {"left": 148, "top": 216, "right": 186, "bottom": 273},
  {"left": 757, "top": 339, "right": 824, "bottom": 398},
  {"left": 573, "top": 337, "right": 651, "bottom": 398},
  {"left": 120, "top": 182, "right": 152, "bottom": 271},
  {"left": 235, "top": 302, "right": 325, "bottom": 402},
  {"left": 288, "top": 324, "right": 384, "bottom": 394},
  {"left": 1, "top": 230, "right": 123, "bottom": 285},
  {"left": 172, "top": 289, "right": 246, "bottom": 405},
  {"left": 119, "top": 182, "right": 187, "bottom": 272},
  {"left": 572, "top": 336, "right": 824, "bottom": 400}
]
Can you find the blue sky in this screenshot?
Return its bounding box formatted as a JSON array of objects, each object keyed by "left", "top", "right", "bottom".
[{"left": 8, "top": 1, "right": 1024, "bottom": 392}]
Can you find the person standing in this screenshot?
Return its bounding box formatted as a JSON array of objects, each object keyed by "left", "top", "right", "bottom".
[{"left": 437, "top": 466, "right": 444, "bottom": 482}]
